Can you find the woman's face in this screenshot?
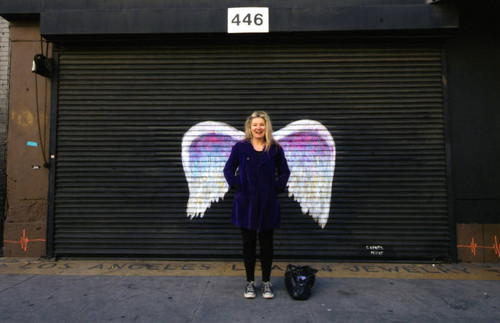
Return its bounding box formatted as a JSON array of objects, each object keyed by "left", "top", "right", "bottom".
[{"left": 250, "top": 117, "right": 266, "bottom": 140}]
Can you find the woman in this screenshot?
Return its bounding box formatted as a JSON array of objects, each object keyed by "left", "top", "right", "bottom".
[{"left": 223, "top": 111, "right": 290, "bottom": 299}]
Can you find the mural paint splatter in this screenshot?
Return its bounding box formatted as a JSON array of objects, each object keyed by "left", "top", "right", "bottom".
[
  {"left": 182, "top": 120, "right": 335, "bottom": 228},
  {"left": 457, "top": 235, "right": 500, "bottom": 258},
  {"left": 3, "top": 229, "right": 46, "bottom": 252}
]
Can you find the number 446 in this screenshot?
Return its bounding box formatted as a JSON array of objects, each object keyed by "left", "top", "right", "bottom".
[{"left": 231, "top": 13, "right": 264, "bottom": 26}]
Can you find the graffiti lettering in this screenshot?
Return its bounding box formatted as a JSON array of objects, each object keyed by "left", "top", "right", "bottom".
[
  {"left": 419, "top": 266, "right": 441, "bottom": 274},
  {"left": 402, "top": 266, "right": 423, "bottom": 274},
  {"left": 366, "top": 245, "right": 384, "bottom": 256},
  {"left": 361, "top": 265, "right": 379, "bottom": 273},
  {"left": 436, "top": 265, "right": 469, "bottom": 275},
  {"left": 271, "top": 265, "right": 284, "bottom": 272},
  {"left": 347, "top": 266, "right": 360, "bottom": 272},
  {"left": 232, "top": 264, "right": 244, "bottom": 271},
  {"left": 0, "top": 261, "right": 482, "bottom": 279},
  {"left": 0, "top": 259, "right": 20, "bottom": 263},
  {"left": 38, "top": 263, "right": 57, "bottom": 269},
  {"left": 321, "top": 265, "right": 335, "bottom": 272},
  {"left": 379, "top": 266, "right": 399, "bottom": 273},
  {"left": 17, "top": 262, "right": 72, "bottom": 270}
]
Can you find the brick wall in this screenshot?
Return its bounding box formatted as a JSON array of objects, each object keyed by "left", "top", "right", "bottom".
[
  {"left": 0, "top": 17, "right": 10, "bottom": 256},
  {"left": 0, "top": 18, "right": 8, "bottom": 111}
]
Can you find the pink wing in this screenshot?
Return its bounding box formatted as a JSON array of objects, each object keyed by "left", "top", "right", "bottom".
[
  {"left": 182, "top": 121, "right": 244, "bottom": 218},
  {"left": 274, "top": 120, "right": 335, "bottom": 228}
]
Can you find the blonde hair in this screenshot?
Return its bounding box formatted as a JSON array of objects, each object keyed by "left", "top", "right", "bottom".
[{"left": 244, "top": 111, "right": 275, "bottom": 151}]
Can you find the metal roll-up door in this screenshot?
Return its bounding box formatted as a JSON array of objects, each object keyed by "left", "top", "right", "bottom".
[{"left": 52, "top": 39, "right": 450, "bottom": 261}]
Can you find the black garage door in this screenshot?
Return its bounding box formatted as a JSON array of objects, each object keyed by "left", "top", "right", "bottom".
[{"left": 51, "top": 37, "right": 450, "bottom": 261}]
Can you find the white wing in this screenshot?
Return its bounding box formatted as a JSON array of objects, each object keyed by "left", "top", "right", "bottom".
[
  {"left": 181, "top": 121, "right": 244, "bottom": 219},
  {"left": 275, "top": 120, "right": 335, "bottom": 229}
]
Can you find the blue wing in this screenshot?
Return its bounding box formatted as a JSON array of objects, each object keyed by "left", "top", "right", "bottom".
[
  {"left": 181, "top": 121, "right": 244, "bottom": 218},
  {"left": 274, "top": 120, "right": 335, "bottom": 228}
]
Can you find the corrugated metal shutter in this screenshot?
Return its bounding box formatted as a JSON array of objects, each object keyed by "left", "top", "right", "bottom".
[{"left": 52, "top": 39, "right": 450, "bottom": 261}]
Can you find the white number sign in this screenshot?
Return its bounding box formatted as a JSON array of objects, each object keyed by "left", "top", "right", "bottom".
[{"left": 227, "top": 7, "right": 269, "bottom": 33}]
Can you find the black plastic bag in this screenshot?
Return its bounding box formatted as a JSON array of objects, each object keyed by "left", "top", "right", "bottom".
[{"left": 284, "top": 264, "right": 318, "bottom": 300}]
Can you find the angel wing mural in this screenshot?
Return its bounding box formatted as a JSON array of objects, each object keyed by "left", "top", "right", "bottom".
[{"left": 181, "top": 120, "right": 335, "bottom": 228}]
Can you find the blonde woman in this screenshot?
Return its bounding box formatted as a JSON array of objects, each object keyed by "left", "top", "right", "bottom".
[{"left": 223, "top": 111, "right": 290, "bottom": 299}]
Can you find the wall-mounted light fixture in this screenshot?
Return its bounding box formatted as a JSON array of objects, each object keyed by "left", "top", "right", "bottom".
[{"left": 32, "top": 54, "right": 54, "bottom": 78}]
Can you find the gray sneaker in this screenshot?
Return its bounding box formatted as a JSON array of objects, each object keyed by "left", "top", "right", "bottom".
[
  {"left": 244, "top": 281, "right": 256, "bottom": 299},
  {"left": 261, "top": 281, "right": 274, "bottom": 299}
]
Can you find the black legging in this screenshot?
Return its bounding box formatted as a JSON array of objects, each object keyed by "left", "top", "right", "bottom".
[{"left": 240, "top": 227, "right": 274, "bottom": 282}]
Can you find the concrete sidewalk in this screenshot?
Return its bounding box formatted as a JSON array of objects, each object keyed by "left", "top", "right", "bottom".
[{"left": 0, "top": 259, "right": 499, "bottom": 323}]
